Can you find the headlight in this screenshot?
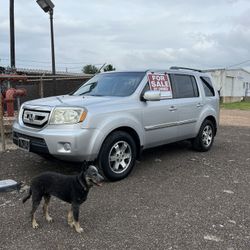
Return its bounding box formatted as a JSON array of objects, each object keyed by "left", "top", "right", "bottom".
[
  {"left": 18, "top": 104, "right": 25, "bottom": 123},
  {"left": 50, "top": 107, "right": 87, "bottom": 125}
]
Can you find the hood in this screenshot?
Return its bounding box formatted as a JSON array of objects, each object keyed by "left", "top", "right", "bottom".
[{"left": 24, "top": 95, "right": 117, "bottom": 108}]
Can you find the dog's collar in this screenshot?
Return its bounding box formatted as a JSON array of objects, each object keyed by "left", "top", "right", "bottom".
[{"left": 77, "top": 176, "right": 88, "bottom": 191}]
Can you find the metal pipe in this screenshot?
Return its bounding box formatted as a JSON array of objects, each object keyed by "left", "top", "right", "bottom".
[
  {"left": 5, "top": 88, "right": 27, "bottom": 117},
  {"left": 0, "top": 75, "right": 92, "bottom": 80}
]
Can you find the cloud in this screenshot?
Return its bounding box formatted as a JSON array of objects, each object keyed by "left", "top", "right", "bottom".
[{"left": 0, "top": 0, "right": 250, "bottom": 71}]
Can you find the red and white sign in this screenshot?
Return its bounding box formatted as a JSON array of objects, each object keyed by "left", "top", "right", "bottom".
[{"left": 147, "top": 73, "right": 172, "bottom": 98}]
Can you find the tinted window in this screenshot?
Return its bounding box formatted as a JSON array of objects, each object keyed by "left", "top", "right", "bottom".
[
  {"left": 200, "top": 77, "right": 215, "bottom": 96},
  {"left": 73, "top": 72, "right": 145, "bottom": 97},
  {"left": 170, "top": 74, "right": 199, "bottom": 98}
]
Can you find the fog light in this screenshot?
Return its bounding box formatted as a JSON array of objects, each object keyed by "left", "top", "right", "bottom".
[{"left": 63, "top": 143, "right": 71, "bottom": 151}]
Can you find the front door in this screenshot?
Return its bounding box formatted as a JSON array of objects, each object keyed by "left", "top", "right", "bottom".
[
  {"left": 141, "top": 75, "right": 179, "bottom": 148},
  {"left": 142, "top": 99, "right": 179, "bottom": 148}
]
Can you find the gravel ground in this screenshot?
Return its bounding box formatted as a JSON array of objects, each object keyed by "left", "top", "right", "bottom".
[{"left": 0, "top": 110, "right": 250, "bottom": 249}]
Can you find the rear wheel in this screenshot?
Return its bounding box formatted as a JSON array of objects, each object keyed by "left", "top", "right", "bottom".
[
  {"left": 98, "top": 131, "right": 137, "bottom": 181},
  {"left": 192, "top": 120, "right": 215, "bottom": 152}
]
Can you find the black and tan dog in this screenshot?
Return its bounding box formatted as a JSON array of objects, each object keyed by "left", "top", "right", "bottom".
[{"left": 22, "top": 164, "right": 104, "bottom": 233}]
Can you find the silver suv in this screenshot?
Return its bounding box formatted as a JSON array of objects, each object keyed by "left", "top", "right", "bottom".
[{"left": 13, "top": 67, "right": 219, "bottom": 181}]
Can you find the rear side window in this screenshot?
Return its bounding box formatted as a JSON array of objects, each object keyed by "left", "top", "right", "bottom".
[
  {"left": 169, "top": 74, "right": 199, "bottom": 98},
  {"left": 200, "top": 77, "right": 215, "bottom": 97}
]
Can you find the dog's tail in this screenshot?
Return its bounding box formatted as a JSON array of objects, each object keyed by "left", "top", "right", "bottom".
[{"left": 22, "top": 188, "right": 32, "bottom": 203}]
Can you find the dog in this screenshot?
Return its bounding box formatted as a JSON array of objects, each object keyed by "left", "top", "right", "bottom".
[{"left": 22, "top": 164, "right": 104, "bottom": 233}]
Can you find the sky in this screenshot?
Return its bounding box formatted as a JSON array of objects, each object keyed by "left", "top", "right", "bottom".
[{"left": 0, "top": 0, "right": 250, "bottom": 73}]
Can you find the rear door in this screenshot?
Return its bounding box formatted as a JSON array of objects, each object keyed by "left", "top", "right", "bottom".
[{"left": 169, "top": 74, "right": 202, "bottom": 139}]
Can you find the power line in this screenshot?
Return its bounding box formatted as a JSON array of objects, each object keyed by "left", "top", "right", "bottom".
[
  {"left": 227, "top": 59, "right": 250, "bottom": 69},
  {"left": 0, "top": 61, "right": 104, "bottom": 73},
  {"left": 0, "top": 57, "right": 104, "bottom": 66}
]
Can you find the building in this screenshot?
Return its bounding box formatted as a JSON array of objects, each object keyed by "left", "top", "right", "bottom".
[{"left": 205, "top": 68, "right": 250, "bottom": 103}]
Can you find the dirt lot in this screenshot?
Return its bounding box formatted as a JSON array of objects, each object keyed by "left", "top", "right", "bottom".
[
  {"left": 0, "top": 110, "right": 250, "bottom": 250},
  {"left": 219, "top": 109, "right": 250, "bottom": 127}
]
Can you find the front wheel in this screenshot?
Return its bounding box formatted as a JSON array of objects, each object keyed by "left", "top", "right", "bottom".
[
  {"left": 192, "top": 120, "right": 215, "bottom": 152},
  {"left": 98, "top": 131, "right": 137, "bottom": 181}
]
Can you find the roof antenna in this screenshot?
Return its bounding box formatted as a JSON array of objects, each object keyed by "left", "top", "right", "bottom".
[{"left": 96, "top": 63, "right": 106, "bottom": 74}]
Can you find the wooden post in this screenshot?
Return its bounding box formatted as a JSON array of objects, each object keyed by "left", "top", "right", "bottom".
[{"left": 0, "top": 90, "right": 6, "bottom": 152}]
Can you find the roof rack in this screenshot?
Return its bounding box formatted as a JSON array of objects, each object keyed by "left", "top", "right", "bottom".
[{"left": 170, "top": 66, "right": 203, "bottom": 73}]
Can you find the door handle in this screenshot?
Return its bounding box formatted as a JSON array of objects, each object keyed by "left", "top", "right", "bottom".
[
  {"left": 169, "top": 106, "right": 177, "bottom": 111},
  {"left": 196, "top": 103, "right": 203, "bottom": 108}
]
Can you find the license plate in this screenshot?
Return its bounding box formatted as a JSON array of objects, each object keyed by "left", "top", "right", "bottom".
[{"left": 18, "top": 138, "right": 30, "bottom": 151}]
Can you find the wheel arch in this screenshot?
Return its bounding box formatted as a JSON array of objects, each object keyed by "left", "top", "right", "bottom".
[
  {"left": 100, "top": 126, "right": 141, "bottom": 159},
  {"left": 204, "top": 115, "right": 217, "bottom": 135}
]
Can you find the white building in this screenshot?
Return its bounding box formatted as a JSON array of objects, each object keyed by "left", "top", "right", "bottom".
[{"left": 205, "top": 68, "right": 250, "bottom": 103}]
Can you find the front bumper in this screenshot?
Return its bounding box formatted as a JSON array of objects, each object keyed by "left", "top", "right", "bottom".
[
  {"left": 13, "top": 131, "right": 50, "bottom": 155},
  {"left": 12, "top": 121, "right": 100, "bottom": 162}
]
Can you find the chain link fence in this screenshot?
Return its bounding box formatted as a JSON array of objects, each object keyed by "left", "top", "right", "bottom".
[{"left": 0, "top": 74, "right": 92, "bottom": 151}]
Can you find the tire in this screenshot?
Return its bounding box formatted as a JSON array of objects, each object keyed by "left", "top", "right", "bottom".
[
  {"left": 192, "top": 120, "right": 215, "bottom": 152},
  {"left": 98, "top": 131, "right": 137, "bottom": 181}
]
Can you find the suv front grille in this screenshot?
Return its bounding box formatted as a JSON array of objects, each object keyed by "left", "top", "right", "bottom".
[{"left": 22, "top": 109, "right": 50, "bottom": 128}]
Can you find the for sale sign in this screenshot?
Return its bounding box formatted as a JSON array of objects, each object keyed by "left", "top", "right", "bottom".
[{"left": 147, "top": 73, "right": 172, "bottom": 98}]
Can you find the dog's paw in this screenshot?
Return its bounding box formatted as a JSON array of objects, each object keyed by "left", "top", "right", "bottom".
[
  {"left": 68, "top": 221, "right": 74, "bottom": 228},
  {"left": 75, "top": 227, "right": 83, "bottom": 233},
  {"left": 46, "top": 216, "right": 53, "bottom": 223},
  {"left": 32, "top": 221, "right": 39, "bottom": 229}
]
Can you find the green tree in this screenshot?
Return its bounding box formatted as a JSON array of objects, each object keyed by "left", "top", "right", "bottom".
[
  {"left": 103, "top": 64, "right": 116, "bottom": 72},
  {"left": 82, "top": 64, "right": 99, "bottom": 74}
]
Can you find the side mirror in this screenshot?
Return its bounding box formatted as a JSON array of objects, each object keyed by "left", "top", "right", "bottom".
[{"left": 143, "top": 90, "right": 161, "bottom": 101}]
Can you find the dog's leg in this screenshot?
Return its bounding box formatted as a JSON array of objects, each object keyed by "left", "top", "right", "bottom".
[
  {"left": 72, "top": 204, "right": 83, "bottom": 233},
  {"left": 31, "top": 199, "right": 41, "bottom": 229},
  {"left": 67, "top": 207, "right": 74, "bottom": 227},
  {"left": 43, "top": 195, "right": 53, "bottom": 222}
]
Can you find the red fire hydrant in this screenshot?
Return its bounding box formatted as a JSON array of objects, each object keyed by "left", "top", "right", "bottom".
[
  {"left": 5, "top": 88, "right": 27, "bottom": 117},
  {"left": 0, "top": 74, "right": 28, "bottom": 117}
]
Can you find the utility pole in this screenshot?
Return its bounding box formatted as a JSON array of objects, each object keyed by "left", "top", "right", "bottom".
[
  {"left": 49, "top": 9, "right": 56, "bottom": 95},
  {"left": 9, "top": 0, "right": 15, "bottom": 70},
  {"left": 49, "top": 9, "right": 56, "bottom": 76}
]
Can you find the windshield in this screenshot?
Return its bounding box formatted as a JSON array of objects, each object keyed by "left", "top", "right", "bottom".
[{"left": 73, "top": 72, "right": 145, "bottom": 97}]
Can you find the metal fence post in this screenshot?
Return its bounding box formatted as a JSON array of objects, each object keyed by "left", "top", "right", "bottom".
[
  {"left": 0, "top": 88, "right": 6, "bottom": 152},
  {"left": 17, "top": 96, "right": 21, "bottom": 111},
  {"left": 39, "top": 74, "right": 44, "bottom": 98}
]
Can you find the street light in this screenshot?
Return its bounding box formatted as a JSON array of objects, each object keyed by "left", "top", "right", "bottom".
[
  {"left": 36, "top": 0, "right": 54, "bottom": 12},
  {"left": 36, "top": 0, "right": 56, "bottom": 75}
]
